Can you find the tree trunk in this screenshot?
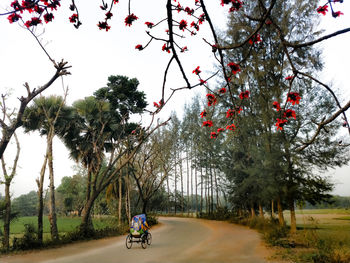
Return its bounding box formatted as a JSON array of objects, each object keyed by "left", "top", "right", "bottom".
[
  {"left": 289, "top": 198, "right": 297, "bottom": 234},
  {"left": 118, "top": 174, "right": 122, "bottom": 225},
  {"left": 195, "top": 163, "right": 198, "bottom": 215},
  {"left": 186, "top": 150, "right": 189, "bottom": 216},
  {"left": 142, "top": 199, "right": 148, "bottom": 215},
  {"left": 277, "top": 197, "right": 285, "bottom": 226},
  {"left": 174, "top": 150, "right": 177, "bottom": 215},
  {"left": 124, "top": 175, "right": 131, "bottom": 224},
  {"left": 190, "top": 147, "right": 193, "bottom": 216},
  {"left": 80, "top": 196, "right": 96, "bottom": 236},
  {"left": 166, "top": 171, "right": 170, "bottom": 214},
  {"left": 180, "top": 153, "right": 184, "bottom": 214},
  {"left": 47, "top": 133, "right": 59, "bottom": 241},
  {"left": 214, "top": 168, "right": 219, "bottom": 208},
  {"left": 200, "top": 167, "right": 203, "bottom": 213},
  {"left": 271, "top": 200, "right": 275, "bottom": 219},
  {"left": 209, "top": 164, "right": 214, "bottom": 213},
  {"left": 259, "top": 203, "right": 264, "bottom": 218},
  {"left": 3, "top": 183, "right": 11, "bottom": 250},
  {"left": 250, "top": 205, "right": 256, "bottom": 218},
  {"left": 37, "top": 153, "right": 48, "bottom": 244}
]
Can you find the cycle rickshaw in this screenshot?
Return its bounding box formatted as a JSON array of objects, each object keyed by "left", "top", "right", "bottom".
[{"left": 125, "top": 214, "right": 152, "bottom": 249}]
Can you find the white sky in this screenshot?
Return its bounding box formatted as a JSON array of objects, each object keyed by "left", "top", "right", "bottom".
[{"left": 0, "top": 0, "right": 349, "bottom": 198}]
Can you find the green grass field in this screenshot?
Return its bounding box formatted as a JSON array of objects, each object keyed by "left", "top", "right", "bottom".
[
  {"left": 280, "top": 209, "right": 350, "bottom": 262},
  {"left": 1, "top": 216, "right": 119, "bottom": 235}
]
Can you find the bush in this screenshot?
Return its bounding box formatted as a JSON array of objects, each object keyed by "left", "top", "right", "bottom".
[
  {"left": 12, "top": 223, "right": 40, "bottom": 250},
  {"left": 147, "top": 214, "right": 158, "bottom": 226},
  {"left": 198, "top": 207, "right": 234, "bottom": 221}
]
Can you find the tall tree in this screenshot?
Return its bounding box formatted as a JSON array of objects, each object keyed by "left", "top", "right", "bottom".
[{"left": 23, "top": 94, "right": 71, "bottom": 242}]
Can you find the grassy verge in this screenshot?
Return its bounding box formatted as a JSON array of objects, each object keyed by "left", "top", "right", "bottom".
[
  {"left": 0, "top": 215, "right": 158, "bottom": 253},
  {"left": 275, "top": 209, "right": 350, "bottom": 262}
]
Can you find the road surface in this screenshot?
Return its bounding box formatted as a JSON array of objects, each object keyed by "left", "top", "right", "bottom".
[{"left": 0, "top": 217, "right": 284, "bottom": 263}]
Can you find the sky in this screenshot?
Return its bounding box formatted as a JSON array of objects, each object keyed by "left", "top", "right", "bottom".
[{"left": 0, "top": 0, "right": 349, "bottom": 198}]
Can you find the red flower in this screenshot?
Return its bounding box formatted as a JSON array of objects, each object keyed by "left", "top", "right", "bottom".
[
  {"left": 283, "top": 109, "right": 296, "bottom": 119},
  {"left": 135, "top": 44, "right": 143, "bottom": 50},
  {"left": 230, "top": 0, "right": 243, "bottom": 12},
  {"left": 190, "top": 21, "right": 199, "bottom": 31},
  {"left": 105, "top": 11, "right": 113, "bottom": 19},
  {"left": 221, "top": 0, "right": 231, "bottom": 6},
  {"left": 219, "top": 87, "right": 226, "bottom": 94},
  {"left": 333, "top": 11, "right": 344, "bottom": 18},
  {"left": 21, "top": 0, "right": 34, "bottom": 12},
  {"left": 248, "top": 33, "right": 262, "bottom": 45},
  {"left": 226, "top": 109, "right": 235, "bottom": 118},
  {"left": 285, "top": 75, "right": 294, "bottom": 81},
  {"left": 226, "top": 124, "right": 236, "bottom": 131},
  {"left": 192, "top": 66, "right": 201, "bottom": 75},
  {"left": 162, "top": 43, "right": 171, "bottom": 53},
  {"left": 10, "top": 0, "right": 21, "bottom": 11},
  {"left": 210, "top": 132, "right": 218, "bottom": 139},
  {"left": 181, "top": 46, "right": 188, "bottom": 52},
  {"left": 200, "top": 111, "right": 207, "bottom": 118},
  {"left": 272, "top": 101, "right": 281, "bottom": 111},
  {"left": 227, "top": 62, "right": 240, "bottom": 74},
  {"left": 199, "top": 13, "right": 206, "bottom": 24},
  {"left": 317, "top": 5, "right": 328, "bottom": 16},
  {"left": 7, "top": 13, "right": 22, "bottom": 23},
  {"left": 199, "top": 79, "right": 207, "bottom": 85},
  {"left": 202, "top": 120, "right": 213, "bottom": 127},
  {"left": 24, "top": 17, "right": 42, "bottom": 28},
  {"left": 153, "top": 102, "right": 160, "bottom": 108},
  {"left": 275, "top": 118, "right": 288, "bottom": 131},
  {"left": 97, "top": 21, "right": 111, "bottom": 31},
  {"left": 44, "top": 13, "right": 54, "bottom": 23},
  {"left": 239, "top": 90, "right": 250, "bottom": 99},
  {"left": 69, "top": 14, "right": 78, "bottom": 23},
  {"left": 287, "top": 92, "right": 301, "bottom": 105},
  {"left": 185, "top": 7, "right": 194, "bottom": 15},
  {"left": 113, "top": 0, "right": 119, "bottom": 3},
  {"left": 34, "top": 5, "right": 44, "bottom": 14},
  {"left": 176, "top": 3, "right": 182, "bottom": 12},
  {"left": 179, "top": 19, "right": 187, "bottom": 31},
  {"left": 125, "top": 13, "right": 138, "bottom": 26},
  {"left": 47, "top": 0, "right": 60, "bottom": 11},
  {"left": 217, "top": 128, "right": 225, "bottom": 133},
  {"left": 145, "top": 22, "right": 154, "bottom": 28},
  {"left": 206, "top": 94, "right": 217, "bottom": 106},
  {"left": 235, "top": 107, "right": 242, "bottom": 114},
  {"left": 265, "top": 19, "right": 272, "bottom": 25}
]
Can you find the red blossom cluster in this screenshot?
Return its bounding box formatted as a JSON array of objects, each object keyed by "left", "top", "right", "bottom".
[
  {"left": 272, "top": 90, "right": 301, "bottom": 131},
  {"left": 239, "top": 90, "right": 250, "bottom": 100},
  {"left": 125, "top": 13, "right": 138, "bottom": 27},
  {"left": 316, "top": 0, "right": 344, "bottom": 17},
  {"left": 220, "top": 0, "right": 243, "bottom": 13},
  {"left": 248, "top": 33, "right": 262, "bottom": 45},
  {"left": 6, "top": 0, "right": 60, "bottom": 28}
]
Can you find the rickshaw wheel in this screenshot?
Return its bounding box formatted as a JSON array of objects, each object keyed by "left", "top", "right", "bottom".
[
  {"left": 126, "top": 234, "right": 132, "bottom": 249},
  {"left": 141, "top": 234, "right": 147, "bottom": 249},
  {"left": 146, "top": 232, "right": 152, "bottom": 245}
]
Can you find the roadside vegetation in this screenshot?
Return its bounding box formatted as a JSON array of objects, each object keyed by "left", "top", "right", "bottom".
[{"left": 0, "top": 1, "right": 349, "bottom": 262}]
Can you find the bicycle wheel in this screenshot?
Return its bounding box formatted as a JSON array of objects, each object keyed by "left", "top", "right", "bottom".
[
  {"left": 146, "top": 232, "right": 152, "bottom": 245},
  {"left": 126, "top": 234, "right": 132, "bottom": 249},
  {"left": 141, "top": 234, "right": 147, "bottom": 249}
]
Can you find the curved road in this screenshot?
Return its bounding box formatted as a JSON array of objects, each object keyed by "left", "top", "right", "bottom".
[{"left": 0, "top": 217, "right": 284, "bottom": 263}]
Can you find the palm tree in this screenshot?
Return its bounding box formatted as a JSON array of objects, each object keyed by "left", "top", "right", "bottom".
[{"left": 23, "top": 95, "right": 71, "bottom": 242}]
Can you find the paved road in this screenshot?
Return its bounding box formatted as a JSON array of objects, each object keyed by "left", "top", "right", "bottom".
[{"left": 0, "top": 217, "right": 283, "bottom": 263}]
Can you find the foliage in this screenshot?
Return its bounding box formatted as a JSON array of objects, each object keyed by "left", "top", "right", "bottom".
[
  {"left": 11, "top": 191, "right": 39, "bottom": 217},
  {"left": 12, "top": 223, "right": 40, "bottom": 251}
]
